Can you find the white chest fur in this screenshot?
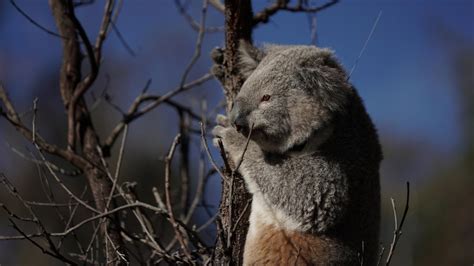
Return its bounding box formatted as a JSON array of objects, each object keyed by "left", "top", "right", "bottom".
[{"left": 247, "top": 193, "right": 303, "bottom": 240}]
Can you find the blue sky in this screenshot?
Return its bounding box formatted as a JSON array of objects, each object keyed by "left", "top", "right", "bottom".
[{"left": 1, "top": 0, "right": 472, "bottom": 157}]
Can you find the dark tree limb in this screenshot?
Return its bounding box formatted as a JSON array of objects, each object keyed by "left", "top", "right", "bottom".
[
  {"left": 253, "top": 0, "right": 339, "bottom": 26},
  {"left": 213, "top": 1, "right": 253, "bottom": 265},
  {"left": 49, "top": 0, "right": 128, "bottom": 263}
]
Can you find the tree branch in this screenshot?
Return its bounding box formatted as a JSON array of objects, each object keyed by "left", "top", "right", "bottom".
[{"left": 253, "top": 0, "right": 339, "bottom": 26}]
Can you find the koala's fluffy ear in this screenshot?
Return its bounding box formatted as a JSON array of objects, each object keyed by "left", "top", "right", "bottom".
[
  {"left": 318, "top": 49, "right": 345, "bottom": 71},
  {"left": 238, "top": 40, "right": 265, "bottom": 79},
  {"left": 297, "top": 48, "right": 350, "bottom": 113}
]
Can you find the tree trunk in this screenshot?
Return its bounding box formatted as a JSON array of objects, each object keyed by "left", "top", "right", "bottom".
[
  {"left": 49, "top": 0, "right": 127, "bottom": 263},
  {"left": 213, "top": 1, "right": 254, "bottom": 265}
]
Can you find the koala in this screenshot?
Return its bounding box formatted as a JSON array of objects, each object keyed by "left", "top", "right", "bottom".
[{"left": 211, "top": 42, "right": 382, "bottom": 265}]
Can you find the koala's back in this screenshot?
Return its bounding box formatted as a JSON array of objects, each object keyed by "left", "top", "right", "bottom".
[{"left": 244, "top": 224, "right": 358, "bottom": 265}]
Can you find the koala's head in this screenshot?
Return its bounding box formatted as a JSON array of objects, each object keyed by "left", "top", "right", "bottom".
[{"left": 230, "top": 42, "right": 353, "bottom": 154}]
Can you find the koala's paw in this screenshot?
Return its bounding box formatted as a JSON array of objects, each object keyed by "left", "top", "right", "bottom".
[
  {"left": 216, "top": 114, "right": 230, "bottom": 127},
  {"left": 210, "top": 47, "right": 225, "bottom": 85},
  {"left": 212, "top": 115, "right": 245, "bottom": 164},
  {"left": 211, "top": 47, "right": 224, "bottom": 64}
]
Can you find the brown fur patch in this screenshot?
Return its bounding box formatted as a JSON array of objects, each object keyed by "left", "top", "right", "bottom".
[{"left": 243, "top": 224, "right": 355, "bottom": 265}]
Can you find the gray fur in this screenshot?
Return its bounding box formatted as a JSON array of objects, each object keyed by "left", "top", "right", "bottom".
[{"left": 212, "top": 43, "right": 382, "bottom": 265}]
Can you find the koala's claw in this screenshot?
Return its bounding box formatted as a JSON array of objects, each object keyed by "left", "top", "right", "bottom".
[
  {"left": 211, "top": 64, "right": 225, "bottom": 82},
  {"left": 212, "top": 137, "right": 222, "bottom": 148},
  {"left": 216, "top": 114, "right": 230, "bottom": 127},
  {"left": 211, "top": 124, "right": 227, "bottom": 149},
  {"left": 211, "top": 47, "right": 224, "bottom": 64},
  {"left": 211, "top": 125, "right": 226, "bottom": 138},
  {"left": 211, "top": 47, "right": 226, "bottom": 84}
]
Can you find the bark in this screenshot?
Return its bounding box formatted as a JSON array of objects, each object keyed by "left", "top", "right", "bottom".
[
  {"left": 213, "top": 1, "right": 254, "bottom": 265},
  {"left": 49, "top": 0, "right": 127, "bottom": 263}
]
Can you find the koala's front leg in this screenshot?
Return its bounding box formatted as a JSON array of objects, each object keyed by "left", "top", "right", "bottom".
[{"left": 212, "top": 114, "right": 259, "bottom": 168}]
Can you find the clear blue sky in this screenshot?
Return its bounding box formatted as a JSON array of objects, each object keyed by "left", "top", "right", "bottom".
[{"left": 1, "top": 0, "right": 472, "bottom": 157}]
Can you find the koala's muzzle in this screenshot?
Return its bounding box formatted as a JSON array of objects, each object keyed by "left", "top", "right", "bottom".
[{"left": 230, "top": 101, "right": 250, "bottom": 134}]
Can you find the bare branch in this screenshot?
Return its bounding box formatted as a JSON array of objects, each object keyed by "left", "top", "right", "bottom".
[
  {"left": 385, "top": 182, "right": 410, "bottom": 265},
  {"left": 253, "top": 0, "right": 339, "bottom": 26},
  {"left": 174, "top": 0, "right": 224, "bottom": 33},
  {"left": 9, "top": 0, "right": 65, "bottom": 39},
  {"left": 232, "top": 124, "right": 253, "bottom": 173},
  {"left": 163, "top": 134, "right": 193, "bottom": 260},
  {"left": 103, "top": 73, "right": 212, "bottom": 152},
  {"left": 348, "top": 10, "right": 382, "bottom": 80},
  {"left": 94, "top": 0, "right": 115, "bottom": 61},
  {"left": 200, "top": 122, "right": 229, "bottom": 184},
  {"left": 231, "top": 199, "right": 251, "bottom": 234},
  {"left": 179, "top": 112, "right": 190, "bottom": 217},
  {"left": 209, "top": 0, "right": 224, "bottom": 13},
  {"left": 64, "top": 2, "right": 100, "bottom": 150},
  {"left": 179, "top": 0, "right": 209, "bottom": 88},
  {"left": 6, "top": 143, "right": 82, "bottom": 176},
  {"left": 34, "top": 146, "right": 101, "bottom": 214},
  {"left": 0, "top": 176, "right": 77, "bottom": 264},
  {"left": 0, "top": 84, "right": 88, "bottom": 169},
  {"left": 111, "top": 21, "right": 136, "bottom": 56}
]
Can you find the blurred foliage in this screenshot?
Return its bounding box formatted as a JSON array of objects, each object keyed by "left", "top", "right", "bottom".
[{"left": 413, "top": 41, "right": 474, "bottom": 265}]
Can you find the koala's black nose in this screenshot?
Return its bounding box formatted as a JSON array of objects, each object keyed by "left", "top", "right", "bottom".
[
  {"left": 230, "top": 102, "right": 249, "bottom": 133},
  {"left": 233, "top": 115, "right": 248, "bottom": 133}
]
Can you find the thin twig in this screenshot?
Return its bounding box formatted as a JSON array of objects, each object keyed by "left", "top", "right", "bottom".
[
  {"left": 111, "top": 21, "right": 136, "bottom": 56},
  {"left": 179, "top": 0, "right": 209, "bottom": 88},
  {"left": 253, "top": 0, "right": 339, "bottom": 25},
  {"left": 9, "top": 0, "right": 65, "bottom": 39},
  {"left": 174, "top": 0, "right": 224, "bottom": 33},
  {"left": 31, "top": 98, "right": 38, "bottom": 143},
  {"left": 33, "top": 145, "right": 100, "bottom": 214},
  {"left": 7, "top": 217, "right": 77, "bottom": 265},
  {"left": 348, "top": 10, "right": 382, "bottom": 80},
  {"left": 200, "top": 122, "right": 228, "bottom": 184},
  {"left": 232, "top": 124, "right": 253, "bottom": 173},
  {"left": 179, "top": 111, "right": 190, "bottom": 218},
  {"left": 6, "top": 143, "right": 82, "bottom": 176},
  {"left": 376, "top": 245, "right": 385, "bottom": 266},
  {"left": 385, "top": 182, "right": 410, "bottom": 265},
  {"left": 0, "top": 84, "right": 88, "bottom": 169},
  {"left": 164, "top": 134, "right": 193, "bottom": 260},
  {"left": 0, "top": 176, "right": 76, "bottom": 264},
  {"left": 231, "top": 199, "right": 251, "bottom": 233},
  {"left": 103, "top": 73, "right": 212, "bottom": 151},
  {"left": 94, "top": 0, "right": 115, "bottom": 61},
  {"left": 209, "top": 0, "right": 224, "bottom": 13}
]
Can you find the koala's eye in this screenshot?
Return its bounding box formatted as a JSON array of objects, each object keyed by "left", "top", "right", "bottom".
[{"left": 260, "top": 94, "right": 271, "bottom": 102}]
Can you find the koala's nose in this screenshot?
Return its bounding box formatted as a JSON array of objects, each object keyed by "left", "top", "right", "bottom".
[
  {"left": 230, "top": 102, "right": 249, "bottom": 133},
  {"left": 233, "top": 115, "right": 248, "bottom": 133}
]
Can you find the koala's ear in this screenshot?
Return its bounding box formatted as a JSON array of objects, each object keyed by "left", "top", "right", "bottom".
[
  {"left": 318, "top": 49, "right": 343, "bottom": 70},
  {"left": 238, "top": 40, "right": 265, "bottom": 79}
]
